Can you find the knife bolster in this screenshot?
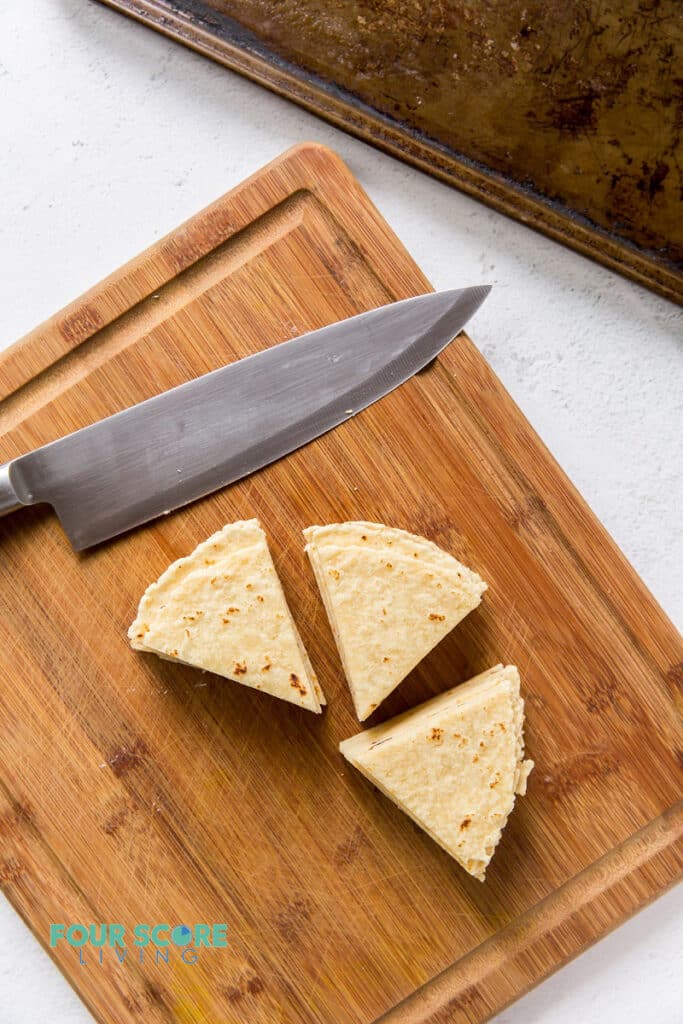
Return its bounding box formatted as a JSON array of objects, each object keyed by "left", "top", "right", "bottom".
[{"left": 0, "top": 462, "right": 27, "bottom": 517}]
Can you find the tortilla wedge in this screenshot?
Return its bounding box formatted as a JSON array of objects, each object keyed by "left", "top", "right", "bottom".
[
  {"left": 129, "top": 519, "right": 324, "bottom": 712},
  {"left": 340, "top": 664, "right": 533, "bottom": 880},
  {"left": 304, "top": 522, "right": 487, "bottom": 720}
]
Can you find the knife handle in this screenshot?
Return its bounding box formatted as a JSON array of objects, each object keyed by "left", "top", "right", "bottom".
[{"left": 0, "top": 462, "right": 27, "bottom": 517}]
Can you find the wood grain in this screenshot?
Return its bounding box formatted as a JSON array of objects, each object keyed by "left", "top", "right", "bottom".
[
  {"left": 98, "top": 0, "right": 683, "bottom": 305},
  {"left": 0, "top": 142, "right": 680, "bottom": 1024}
]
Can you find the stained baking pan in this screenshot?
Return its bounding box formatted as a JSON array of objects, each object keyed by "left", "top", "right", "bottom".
[{"left": 100, "top": 0, "right": 682, "bottom": 304}]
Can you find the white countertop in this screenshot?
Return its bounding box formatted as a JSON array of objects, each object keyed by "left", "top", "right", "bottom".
[{"left": 0, "top": 1, "right": 681, "bottom": 1021}]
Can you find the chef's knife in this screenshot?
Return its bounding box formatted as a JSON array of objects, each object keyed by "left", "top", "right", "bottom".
[{"left": 0, "top": 287, "right": 490, "bottom": 550}]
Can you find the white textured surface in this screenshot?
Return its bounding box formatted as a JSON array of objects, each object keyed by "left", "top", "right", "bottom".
[{"left": 0, "top": 1, "right": 680, "bottom": 1022}]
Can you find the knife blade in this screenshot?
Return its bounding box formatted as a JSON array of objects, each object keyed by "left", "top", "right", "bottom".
[{"left": 0, "top": 286, "right": 490, "bottom": 550}]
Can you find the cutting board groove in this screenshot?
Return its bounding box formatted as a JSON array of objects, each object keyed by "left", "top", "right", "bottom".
[{"left": 0, "top": 143, "right": 680, "bottom": 1024}]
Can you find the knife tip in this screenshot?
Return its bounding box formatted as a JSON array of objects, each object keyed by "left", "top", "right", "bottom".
[{"left": 440, "top": 283, "right": 492, "bottom": 318}]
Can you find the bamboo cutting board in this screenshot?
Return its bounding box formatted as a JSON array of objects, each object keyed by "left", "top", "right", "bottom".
[{"left": 0, "top": 143, "right": 680, "bottom": 1024}]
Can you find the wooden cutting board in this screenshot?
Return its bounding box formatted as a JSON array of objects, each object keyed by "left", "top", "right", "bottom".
[{"left": 0, "top": 143, "right": 680, "bottom": 1024}]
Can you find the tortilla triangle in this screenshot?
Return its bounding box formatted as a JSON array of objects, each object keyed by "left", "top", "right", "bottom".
[
  {"left": 304, "top": 522, "right": 486, "bottom": 720},
  {"left": 129, "top": 519, "right": 324, "bottom": 712},
  {"left": 340, "top": 665, "right": 533, "bottom": 880}
]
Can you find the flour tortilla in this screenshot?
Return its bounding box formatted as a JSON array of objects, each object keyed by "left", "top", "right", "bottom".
[
  {"left": 340, "top": 665, "right": 533, "bottom": 880},
  {"left": 129, "top": 520, "right": 324, "bottom": 712},
  {"left": 304, "top": 522, "right": 486, "bottom": 720}
]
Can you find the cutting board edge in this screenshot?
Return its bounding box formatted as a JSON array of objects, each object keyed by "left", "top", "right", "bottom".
[{"left": 377, "top": 799, "right": 683, "bottom": 1023}]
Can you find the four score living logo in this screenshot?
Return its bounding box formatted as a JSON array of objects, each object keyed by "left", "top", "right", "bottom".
[{"left": 50, "top": 922, "right": 228, "bottom": 967}]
